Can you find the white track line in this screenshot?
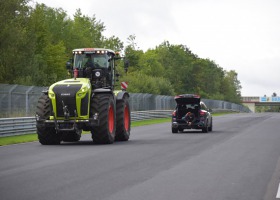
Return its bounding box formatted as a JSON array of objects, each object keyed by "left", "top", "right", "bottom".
[{"left": 276, "top": 183, "right": 280, "bottom": 198}]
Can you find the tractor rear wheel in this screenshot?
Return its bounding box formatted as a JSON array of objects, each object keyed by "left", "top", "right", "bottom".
[
  {"left": 115, "top": 97, "right": 131, "bottom": 141},
  {"left": 36, "top": 94, "right": 61, "bottom": 145},
  {"left": 91, "top": 93, "right": 116, "bottom": 144}
]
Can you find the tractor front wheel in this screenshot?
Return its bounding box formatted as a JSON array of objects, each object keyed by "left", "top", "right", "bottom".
[{"left": 36, "top": 94, "right": 61, "bottom": 145}]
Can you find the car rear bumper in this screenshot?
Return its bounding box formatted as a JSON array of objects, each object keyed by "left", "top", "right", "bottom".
[{"left": 172, "top": 120, "right": 206, "bottom": 130}]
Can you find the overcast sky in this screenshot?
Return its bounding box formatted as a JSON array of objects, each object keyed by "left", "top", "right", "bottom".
[{"left": 31, "top": 0, "right": 280, "bottom": 97}]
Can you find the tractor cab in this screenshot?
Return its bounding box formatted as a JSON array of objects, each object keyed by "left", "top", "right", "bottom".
[
  {"left": 66, "top": 48, "right": 119, "bottom": 89},
  {"left": 72, "top": 48, "right": 114, "bottom": 69}
]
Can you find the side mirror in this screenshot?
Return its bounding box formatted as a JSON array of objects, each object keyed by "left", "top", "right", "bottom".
[
  {"left": 116, "top": 73, "right": 120, "bottom": 82},
  {"left": 124, "top": 59, "right": 129, "bottom": 73},
  {"left": 66, "top": 59, "right": 73, "bottom": 70}
]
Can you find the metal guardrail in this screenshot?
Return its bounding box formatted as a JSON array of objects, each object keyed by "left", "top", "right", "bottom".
[
  {"left": 0, "top": 117, "right": 37, "bottom": 137},
  {"left": 131, "top": 110, "right": 172, "bottom": 121},
  {"left": 0, "top": 110, "right": 173, "bottom": 137}
]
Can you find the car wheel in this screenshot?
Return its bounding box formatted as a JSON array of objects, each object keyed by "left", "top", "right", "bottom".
[
  {"left": 172, "top": 128, "right": 178, "bottom": 133},
  {"left": 209, "top": 119, "right": 213, "bottom": 132},
  {"left": 202, "top": 121, "right": 209, "bottom": 133}
]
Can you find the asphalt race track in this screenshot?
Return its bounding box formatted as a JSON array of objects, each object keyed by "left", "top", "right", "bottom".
[{"left": 1, "top": 113, "right": 280, "bottom": 200}]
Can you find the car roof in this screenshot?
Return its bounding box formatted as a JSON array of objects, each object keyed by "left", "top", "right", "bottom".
[{"left": 174, "top": 94, "right": 200, "bottom": 104}]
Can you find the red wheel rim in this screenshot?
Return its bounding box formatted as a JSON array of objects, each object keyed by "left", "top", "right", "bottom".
[
  {"left": 108, "top": 104, "right": 114, "bottom": 134},
  {"left": 124, "top": 105, "right": 129, "bottom": 131}
]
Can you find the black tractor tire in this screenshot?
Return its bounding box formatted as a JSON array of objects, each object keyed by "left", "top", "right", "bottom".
[
  {"left": 91, "top": 93, "right": 116, "bottom": 144},
  {"left": 36, "top": 94, "right": 61, "bottom": 145},
  {"left": 115, "top": 97, "right": 131, "bottom": 141},
  {"left": 172, "top": 128, "right": 178, "bottom": 133},
  {"left": 62, "top": 129, "right": 82, "bottom": 142}
]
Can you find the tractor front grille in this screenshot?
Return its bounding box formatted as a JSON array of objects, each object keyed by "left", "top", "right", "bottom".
[{"left": 53, "top": 84, "right": 82, "bottom": 117}]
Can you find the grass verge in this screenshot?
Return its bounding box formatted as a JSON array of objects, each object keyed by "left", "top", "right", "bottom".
[
  {"left": 0, "top": 112, "right": 233, "bottom": 146},
  {"left": 0, "top": 118, "right": 171, "bottom": 146},
  {"left": 0, "top": 134, "right": 38, "bottom": 146}
]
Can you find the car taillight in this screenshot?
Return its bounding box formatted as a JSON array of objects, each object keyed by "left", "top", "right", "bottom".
[
  {"left": 200, "top": 111, "right": 206, "bottom": 116},
  {"left": 172, "top": 111, "right": 177, "bottom": 117}
]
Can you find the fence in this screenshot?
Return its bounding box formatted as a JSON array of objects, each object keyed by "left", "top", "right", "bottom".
[
  {"left": 0, "top": 83, "right": 250, "bottom": 118},
  {"left": 0, "top": 84, "right": 47, "bottom": 117}
]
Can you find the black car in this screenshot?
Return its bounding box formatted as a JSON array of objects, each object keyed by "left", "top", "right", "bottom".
[{"left": 171, "top": 94, "right": 213, "bottom": 133}]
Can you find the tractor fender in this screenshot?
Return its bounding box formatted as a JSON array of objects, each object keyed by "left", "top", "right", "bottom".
[
  {"left": 92, "top": 88, "right": 114, "bottom": 98},
  {"left": 115, "top": 90, "right": 129, "bottom": 100},
  {"left": 42, "top": 88, "right": 49, "bottom": 95},
  {"left": 93, "top": 88, "right": 114, "bottom": 94}
]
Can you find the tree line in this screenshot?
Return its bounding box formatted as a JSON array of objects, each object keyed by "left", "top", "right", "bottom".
[{"left": 0, "top": 0, "right": 242, "bottom": 103}]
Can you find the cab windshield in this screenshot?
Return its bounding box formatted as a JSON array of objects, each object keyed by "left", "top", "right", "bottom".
[{"left": 73, "top": 53, "right": 109, "bottom": 69}]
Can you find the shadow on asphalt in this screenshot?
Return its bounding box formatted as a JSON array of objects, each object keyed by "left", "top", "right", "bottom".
[
  {"left": 60, "top": 140, "right": 130, "bottom": 146},
  {"left": 174, "top": 130, "right": 207, "bottom": 134}
]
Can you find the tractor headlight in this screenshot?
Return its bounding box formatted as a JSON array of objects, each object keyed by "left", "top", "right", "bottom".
[
  {"left": 49, "top": 92, "right": 55, "bottom": 99},
  {"left": 77, "top": 86, "right": 89, "bottom": 97},
  {"left": 95, "top": 71, "right": 101, "bottom": 77}
]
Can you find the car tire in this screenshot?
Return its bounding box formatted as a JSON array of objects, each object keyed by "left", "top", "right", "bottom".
[
  {"left": 209, "top": 119, "right": 213, "bottom": 132},
  {"left": 202, "top": 121, "right": 209, "bottom": 133},
  {"left": 178, "top": 128, "right": 184, "bottom": 133},
  {"left": 172, "top": 128, "right": 178, "bottom": 133}
]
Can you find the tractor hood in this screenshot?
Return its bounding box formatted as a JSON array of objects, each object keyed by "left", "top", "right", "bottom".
[
  {"left": 49, "top": 78, "right": 91, "bottom": 92},
  {"left": 174, "top": 94, "right": 200, "bottom": 105},
  {"left": 48, "top": 78, "right": 92, "bottom": 118}
]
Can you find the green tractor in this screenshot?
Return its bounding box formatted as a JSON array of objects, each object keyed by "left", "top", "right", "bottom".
[{"left": 35, "top": 48, "right": 131, "bottom": 144}]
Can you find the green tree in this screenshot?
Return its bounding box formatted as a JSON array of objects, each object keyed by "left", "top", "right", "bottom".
[
  {"left": 66, "top": 9, "right": 105, "bottom": 51},
  {"left": 222, "top": 70, "right": 242, "bottom": 103},
  {"left": 123, "top": 72, "right": 175, "bottom": 95},
  {"left": 0, "top": 1, "right": 243, "bottom": 104},
  {"left": 124, "top": 35, "right": 144, "bottom": 72},
  {"left": 22, "top": 3, "right": 68, "bottom": 85},
  {"left": 155, "top": 42, "right": 192, "bottom": 94},
  {"left": 0, "top": 0, "right": 31, "bottom": 83},
  {"left": 138, "top": 49, "right": 165, "bottom": 77},
  {"left": 102, "top": 35, "right": 124, "bottom": 52}
]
